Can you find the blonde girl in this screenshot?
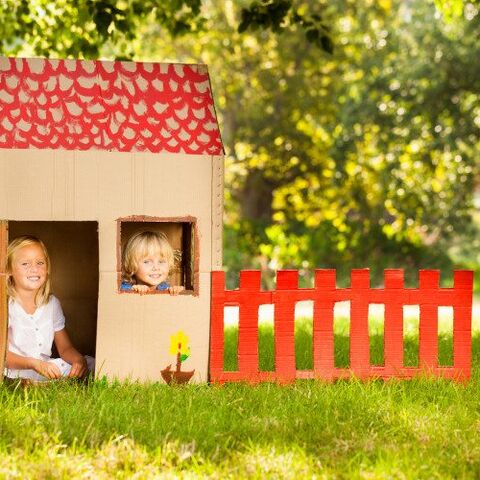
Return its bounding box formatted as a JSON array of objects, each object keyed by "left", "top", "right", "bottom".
[
  {"left": 5, "top": 236, "right": 93, "bottom": 381},
  {"left": 121, "top": 231, "right": 183, "bottom": 295}
]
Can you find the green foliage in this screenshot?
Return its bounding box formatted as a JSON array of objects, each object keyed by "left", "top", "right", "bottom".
[
  {"left": 0, "top": 0, "right": 332, "bottom": 59},
  {"left": 0, "top": 0, "right": 205, "bottom": 58},
  {"left": 434, "top": 0, "right": 479, "bottom": 20},
  {"left": 215, "top": 0, "right": 480, "bottom": 285},
  {"left": 238, "top": 0, "right": 334, "bottom": 53},
  {"left": 199, "top": 0, "right": 478, "bottom": 286}
]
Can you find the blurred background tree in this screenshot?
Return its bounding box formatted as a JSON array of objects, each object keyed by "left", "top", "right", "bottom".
[{"left": 1, "top": 0, "right": 479, "bottom": 288}]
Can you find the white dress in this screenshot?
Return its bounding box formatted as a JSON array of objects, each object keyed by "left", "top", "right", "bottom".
[{"left": 5, "top": 295, "right": 94, "bottom": 381}]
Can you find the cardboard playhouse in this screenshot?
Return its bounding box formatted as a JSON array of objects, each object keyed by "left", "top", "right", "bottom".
[{"left": 0, "top": 56, "right": 224, "bottom": 383}]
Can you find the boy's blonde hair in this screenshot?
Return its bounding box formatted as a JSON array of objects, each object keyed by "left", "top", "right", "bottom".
[
  {"left": 122, "top": 231, "right": 174, "bottom": 284},
  {"left": 6, "top": 235, "right": 52, "bottom": 306}
]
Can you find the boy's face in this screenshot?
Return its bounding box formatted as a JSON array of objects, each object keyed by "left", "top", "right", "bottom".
[{"left": 135, "top": 254, "right": 170, "bottom": 287}]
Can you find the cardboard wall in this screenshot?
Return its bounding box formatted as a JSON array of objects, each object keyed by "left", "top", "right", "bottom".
[
  {"left": 0, "top": 149, "right": 218, "bottom": 382},
  {"left": 211, "top": 155, "right": 224, "bottom": 270}
]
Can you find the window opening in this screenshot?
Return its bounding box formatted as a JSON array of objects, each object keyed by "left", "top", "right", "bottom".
[{"left": 118, "top": 218, "right": 198, "bottom": 295}]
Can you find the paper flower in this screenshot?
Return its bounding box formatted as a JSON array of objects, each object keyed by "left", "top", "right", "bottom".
[
  {"left": 162, "top": 329, "right": 195, "bottom": 385},
  {"left": 169, "top": 330, "right": 190, "bottom": 362}
]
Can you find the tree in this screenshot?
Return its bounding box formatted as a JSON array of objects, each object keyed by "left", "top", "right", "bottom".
[
  {"left": 0, "top": 0, "right": 333, "bottom": 59},
  {"left": 262, "top": 0, "right": 480, "bottom": 285},
  {"left": 138, "top": 0, "right": 480, "bottom": 287}
]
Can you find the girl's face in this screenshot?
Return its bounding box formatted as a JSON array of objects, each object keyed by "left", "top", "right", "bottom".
[
  {"left": 10, "top": 244, "right": 48, "bottom": 294},
  {"left": 134, "top": 253, "right": 169, "bottom": 287}
]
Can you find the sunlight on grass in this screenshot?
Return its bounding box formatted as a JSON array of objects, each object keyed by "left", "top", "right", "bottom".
[
  {"left": 223, "top": 306, "right": 238, "bottom": 371},
  {"left": 295, "top": 302, "right": 313, "bottom": 370},
  {"left": 369, "top": 304, "right": 385, "bottom": 366},
  {"left": 1, "top": 312, "right": 478, "bottom": 478},
  {"left": 224, "top": 309, "right": 468, "bottom": 372},
  {"left": 438, "top": 306, "right": 454, "bottom": 366},
  {"left": 334, "top": 302, "right": 350, "bottom": 368},
  {"left": 404, "top": 306, "right": 419, "bottom": 367},
  {"left": 259, "top": 305, "right": 275, "bottom": 371},
  {"left": 1, "top": 360, "right": 480, "bottom": 478}
]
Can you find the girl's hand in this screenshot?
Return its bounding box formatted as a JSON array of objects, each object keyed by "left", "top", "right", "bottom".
[
  {"left": 168, "top": 285, "right": 185, "bottom": 296},
  {"left": 132, "top": 284, "right": 150, "bottom": 295},
  {"left": 68, "top": 357, "right": 88, "bottom": 378},
  {"left": 32, "top": 359, "right": 61, "bottom": 379}
]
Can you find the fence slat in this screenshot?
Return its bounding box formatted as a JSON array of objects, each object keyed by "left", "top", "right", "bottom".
[
  {"left": 384, "top": 269, "right": 404, "bottom": 374},
  {"left": 273, "top": 270, "right": 297, "bottom": 383},
  {"left": 237, "top": 271, "right": 262, "bottom": 377},
  {"left": 313, "top": 270, "right": 336, "bottom": 379},
  {"left": 350, "top": 269, "right": 370, "bottom": 378},
  {"left": 453, "top": 270, "right": 473, "bottom": 379}
]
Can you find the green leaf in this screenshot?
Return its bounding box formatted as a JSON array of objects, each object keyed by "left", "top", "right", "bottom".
[{"left": 320, "top": 34, "right": 333, "bottom": 54}]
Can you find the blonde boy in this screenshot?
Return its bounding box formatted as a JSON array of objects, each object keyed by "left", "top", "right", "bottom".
[{"left": 121, "top": 231, "right": 183, "bottom": 295}]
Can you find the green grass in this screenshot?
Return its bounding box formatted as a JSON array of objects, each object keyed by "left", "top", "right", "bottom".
[{"left": 1, "top": 317, "right": 479, "bottom": 479}]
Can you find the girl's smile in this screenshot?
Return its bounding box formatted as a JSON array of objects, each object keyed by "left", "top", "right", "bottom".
[{"left": 10, "top": 244, "right": 48, "bottom": 293}]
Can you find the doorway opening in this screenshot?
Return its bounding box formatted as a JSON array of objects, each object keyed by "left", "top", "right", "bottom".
[{"left": 1, "top": 221, "right": 99, "bottom": 366}]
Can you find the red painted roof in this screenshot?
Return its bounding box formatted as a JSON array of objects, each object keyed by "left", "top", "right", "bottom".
[{"left": 0, "top": 57, "right": 223, "bottom": 155}]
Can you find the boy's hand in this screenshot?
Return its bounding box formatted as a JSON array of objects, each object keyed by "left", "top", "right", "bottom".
[
  {"left": 32, "top": 359, "right": 61, "bottom": 379},
  {"left": 68, "top": 357, "right": 88, "bottom": 378},
  {"left": 132, "top": 284, "right": 150, "bottom": 295},
  {"left": 168, "top": 285, "right": 185, "bottom": 296}
]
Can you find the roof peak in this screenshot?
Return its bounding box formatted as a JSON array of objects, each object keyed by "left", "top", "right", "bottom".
[{"left": 0, "top": 56, "right": 223, "bottom": 155}]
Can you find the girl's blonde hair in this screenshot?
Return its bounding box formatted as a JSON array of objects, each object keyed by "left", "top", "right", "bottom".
[
  {"left": 122, "top": 231, "right": 174, "bottom": 284},
  {"left": 6, "top": 235, "right": 52, "bottom": 306}
]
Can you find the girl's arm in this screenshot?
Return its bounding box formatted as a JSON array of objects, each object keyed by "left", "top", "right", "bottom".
[
  {"left": 5, "top": 350, "right": 61, "bottom": 379},
  {"left": 54, "top": 329, "right": 87, "bottom": 378}
]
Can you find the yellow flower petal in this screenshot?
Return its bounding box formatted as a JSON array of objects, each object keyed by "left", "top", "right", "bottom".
[{"left": 169, "top": 330, "right": 190, "bottom": 356}]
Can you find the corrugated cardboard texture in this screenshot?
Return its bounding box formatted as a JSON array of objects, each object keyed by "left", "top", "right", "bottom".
[
  {"left": 0, "top": 149, "right": 215, "bottom": 382},
  {"left": 211, "top": 155, "right": 224, "bottom": 270},
  {"left": 0, "top": 150, "right": 213, "bottom": 272},
  {"left": 97, "top": 272, "right": 211, "bottom": 382}
]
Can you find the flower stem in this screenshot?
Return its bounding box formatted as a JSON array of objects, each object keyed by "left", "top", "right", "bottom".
[{"left": 176, "top": 352, "right": 181, "bottom": 373}]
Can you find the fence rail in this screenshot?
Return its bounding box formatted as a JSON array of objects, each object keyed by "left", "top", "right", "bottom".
[{"left": 209, "top": 269, "right": 473, "bottom": 383}]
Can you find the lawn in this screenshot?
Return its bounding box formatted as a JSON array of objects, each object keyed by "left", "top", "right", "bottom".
[{"left": 1, "top": 315, "right": 480, "bottom": 479}]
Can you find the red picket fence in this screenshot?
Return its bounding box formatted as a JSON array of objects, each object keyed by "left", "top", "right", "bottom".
[{"left": 209, "top": 269, "right": 473, "bottom": 383}]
